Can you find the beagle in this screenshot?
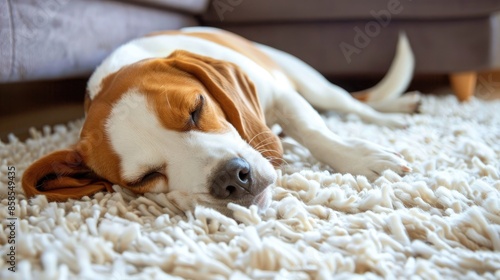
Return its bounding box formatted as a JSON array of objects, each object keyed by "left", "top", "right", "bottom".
[{"left": 22, "top": 27, "right": 417, "bottom": 215}]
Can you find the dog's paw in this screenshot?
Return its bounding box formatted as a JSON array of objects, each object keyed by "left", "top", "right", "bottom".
[
  {"left": 398, "top": 91, "right": 422, "bottom": 113},
  {"left": 333, "top": 139, "right": 412, "bottom": 181},
  {"left": 367, "top": 91, "right": 422, "bottom": 115}
]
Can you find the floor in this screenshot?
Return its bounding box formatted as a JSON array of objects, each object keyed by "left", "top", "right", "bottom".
[
  {"left": 1, "top": 72, "right": 499, "bottom": 143},
  {"left": 0, "top": 79, "right": 86, "bottom": 142}
]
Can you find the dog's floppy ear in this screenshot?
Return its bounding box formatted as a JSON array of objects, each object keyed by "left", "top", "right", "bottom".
[
  {"left": 168, "top": 50, "right": 283, "bottom": 167},
  {"left": 22, "top": 148, "right": 113, "bottom": 201}
]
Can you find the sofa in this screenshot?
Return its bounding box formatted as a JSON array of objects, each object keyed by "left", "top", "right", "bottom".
[{"left": 0, "top": 0, "right": 208, "bottom": 82}]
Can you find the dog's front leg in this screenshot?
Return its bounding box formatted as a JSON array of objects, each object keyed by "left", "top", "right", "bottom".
[{"left": 268, "top": 90, "right": 412, "bottom": 181}]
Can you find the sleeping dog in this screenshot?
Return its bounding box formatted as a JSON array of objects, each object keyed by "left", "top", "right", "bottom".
[{"left": 22, "top": 27, "right": 419, "bottom": 215}]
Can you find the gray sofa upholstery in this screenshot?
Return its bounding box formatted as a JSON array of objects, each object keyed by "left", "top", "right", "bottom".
[{"left": 0, "top": 0, "right": 209, "bottom": 83}]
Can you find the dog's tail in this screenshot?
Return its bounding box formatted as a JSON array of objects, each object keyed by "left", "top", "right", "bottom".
[{"left": 352, "top": 33, "right": 415, "bottom": 102}]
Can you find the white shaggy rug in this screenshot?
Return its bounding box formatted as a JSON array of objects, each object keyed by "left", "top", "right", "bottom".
[{"left": 1, "top": 95, "right": 500, "bottom": 279}]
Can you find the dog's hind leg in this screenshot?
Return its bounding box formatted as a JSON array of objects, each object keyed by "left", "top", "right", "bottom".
[{"left": 256, "top": 34, "right": 418, "bottom": 125}]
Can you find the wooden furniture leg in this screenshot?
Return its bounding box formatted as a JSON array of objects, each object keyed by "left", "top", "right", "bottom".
[{"left": 449, "top": 72, "right": 477, "bottom": 102}]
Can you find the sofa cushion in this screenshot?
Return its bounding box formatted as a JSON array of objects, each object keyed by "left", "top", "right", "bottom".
[
  {"left": 203, "top": 0, "right": 500, "bottom": 23},
  {"left": 0, "top": 0, "right": 196, "bottom": 82}
]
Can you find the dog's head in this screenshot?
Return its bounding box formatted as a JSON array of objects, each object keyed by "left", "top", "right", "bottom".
[{"left": 22, "top": 51, "right": 283, "bottom": 215}]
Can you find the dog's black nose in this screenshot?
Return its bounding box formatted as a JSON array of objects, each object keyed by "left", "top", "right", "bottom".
[{"left": 211, "top": 158, "right": 253, "bottom": 199}]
